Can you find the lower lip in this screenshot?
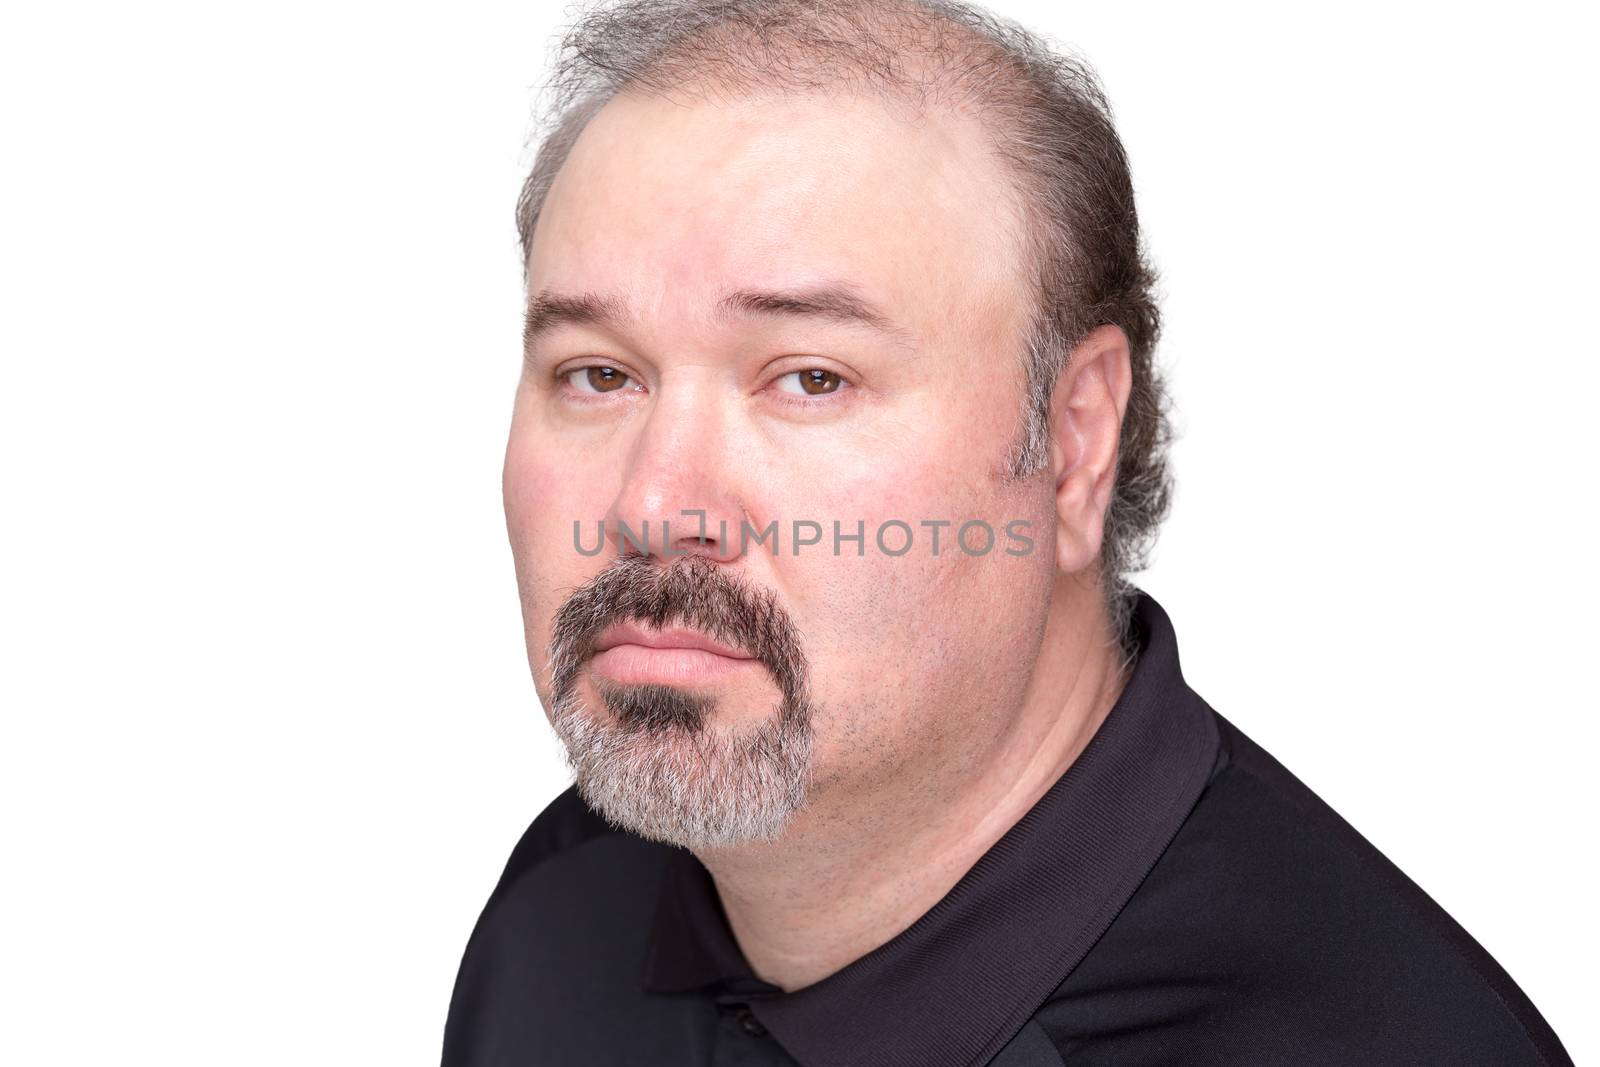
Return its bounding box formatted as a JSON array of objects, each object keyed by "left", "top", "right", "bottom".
[{"left": 590, "top": 644, "right": 759, "bottom": 685}]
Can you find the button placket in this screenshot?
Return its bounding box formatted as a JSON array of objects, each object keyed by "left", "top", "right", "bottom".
[
  {"left": 732, "top": 1005, "right": 767, "bottom": 1037},
  {"left": 715, "top": 996, "right": 772, "bottom": 1039}
]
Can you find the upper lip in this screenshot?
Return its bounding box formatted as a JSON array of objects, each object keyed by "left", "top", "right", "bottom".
[{"left": 593, "top": 622, "right": 754, "bottom": 660}]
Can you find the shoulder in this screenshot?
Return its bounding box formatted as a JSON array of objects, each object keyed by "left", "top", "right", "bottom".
[
  {"left": 478, "top": 784, "right": 620, "bottom": 910},
  {"left": 1043, "top": 710, "right": 1574, "bottom": 1066},
  {"left": 442, "top": 786, "right": 676, "bottom": 1062},
  {"left": 461, "top": 783, "right": 670, "bottom": 938}
]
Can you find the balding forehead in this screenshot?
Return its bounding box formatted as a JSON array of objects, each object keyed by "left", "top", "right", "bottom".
[
  {"left": 525, "top": 88, "right": 1033, "bottom": 359},
  {"left": 567, "top": 0, "right": 1035, "bottom": 118}
]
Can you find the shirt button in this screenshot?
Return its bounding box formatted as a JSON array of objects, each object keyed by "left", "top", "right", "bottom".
[{"left": 734, "top": 1006, "right": 768, "bottom": 1037}]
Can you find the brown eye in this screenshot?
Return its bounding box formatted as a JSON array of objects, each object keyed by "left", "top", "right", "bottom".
[
  {"left": 566, "top": 366, "right": 635, "bottom": 394},
  {"left": 778, "top": 368, "right": 845, "bottom": 397}
]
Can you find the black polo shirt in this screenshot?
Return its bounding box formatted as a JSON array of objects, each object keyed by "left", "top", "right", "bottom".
[{"left": 441, "top": 590, "right": 1574, "bottom": 1066}]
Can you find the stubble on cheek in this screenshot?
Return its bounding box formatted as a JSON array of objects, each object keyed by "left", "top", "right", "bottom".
[{"left": 804, "top": 508, "right": 1043, "bottom": 798}]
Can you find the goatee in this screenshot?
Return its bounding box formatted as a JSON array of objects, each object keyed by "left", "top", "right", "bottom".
[{"left": 544, "top": 554, "right": 816, "bottom": 848}]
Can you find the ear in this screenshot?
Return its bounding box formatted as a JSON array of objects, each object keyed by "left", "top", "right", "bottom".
[{"left": 1050, "top": 324, "right": 1133, "bottom": 576}]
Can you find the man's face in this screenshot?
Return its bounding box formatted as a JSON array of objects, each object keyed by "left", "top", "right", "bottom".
[{"left": 505, "top": 87, "right": 1058, "bottom": 848}]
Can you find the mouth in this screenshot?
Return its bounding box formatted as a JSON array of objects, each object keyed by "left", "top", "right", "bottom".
[{"left": 589, "top": 622, "right": 759, "bottom": 686}]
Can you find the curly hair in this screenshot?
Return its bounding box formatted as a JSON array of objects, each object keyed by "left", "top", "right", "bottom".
[{"left": 514, "top": 0, "right": 1176, "bottom": 657}]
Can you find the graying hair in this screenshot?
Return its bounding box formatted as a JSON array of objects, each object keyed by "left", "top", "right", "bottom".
[{"left": 515, "top": 0, "right": 1176, "bottom": 658}]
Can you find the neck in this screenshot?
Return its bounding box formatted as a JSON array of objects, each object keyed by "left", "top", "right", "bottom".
[{"left": 693, "top": 580, "right": 1133, "bottom": 992}]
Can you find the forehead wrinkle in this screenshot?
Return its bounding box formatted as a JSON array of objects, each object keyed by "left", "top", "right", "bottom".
[
  {"left": 714, "top": 283, "right": 920, "bottom": 355},
  {"left": 525, "top": 280, "right": 924, "bottom": 358}
]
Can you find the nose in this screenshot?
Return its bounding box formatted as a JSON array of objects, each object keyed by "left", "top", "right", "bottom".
[{"left": 603, "top": 381, "right": 746, "bottom": 565}]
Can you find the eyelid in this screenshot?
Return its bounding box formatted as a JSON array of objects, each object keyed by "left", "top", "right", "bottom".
[
  {"left": 554, "top": 356, "right": 630, "bottom": 378},
  {"left": 768, "top": 364, "right": 856, "bottom": 407},
  {"left": 549, "top": 358, "right": 856, "bottom": 408},
  {"left": 773, "top": 367, "right": 847, "bottom": 390},
  {"left": 556, "top": 360, "right": 645, "bottom": 397}
]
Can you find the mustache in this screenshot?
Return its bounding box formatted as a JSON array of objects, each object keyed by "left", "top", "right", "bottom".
[{"left": 548, "top": 554, "right": 809, "bottom": 708}]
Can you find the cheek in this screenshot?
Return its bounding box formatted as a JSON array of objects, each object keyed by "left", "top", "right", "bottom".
[
  {"left": 503, "top": 414, "right": 615, "bottom": 560},
  {"left": 772, "top": 383, "right": 1014, "bottom": 531},
  {"left": 781, "top": 463, "right": 1054, "bottom": 782},
  {"left": 503, "top": 419, "right": 618, "bottom": 687},
  {"left": 792, "top": 510, "right": 1049, "bottom": 770},
  {"left": 764, "top": 428, "right": 956, "bottom": 530},
  {"left": 502, "top": 445, "right": 554, "bottom": 551}
]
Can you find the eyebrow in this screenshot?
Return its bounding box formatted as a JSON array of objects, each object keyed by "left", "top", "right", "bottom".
[{"left": 522, "top": 283, "right": 917, "bottom": 353}]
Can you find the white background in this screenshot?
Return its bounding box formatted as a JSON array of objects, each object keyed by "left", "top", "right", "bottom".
[{"left": 2, "top": 1, "right": 1594, "bottom": 1063}]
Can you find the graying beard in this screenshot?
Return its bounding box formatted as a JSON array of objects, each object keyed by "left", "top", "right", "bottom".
[{"left": 549, "top": 683, "right": 815, "bottom": 848}]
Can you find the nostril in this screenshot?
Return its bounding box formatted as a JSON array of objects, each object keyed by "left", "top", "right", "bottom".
[
  {"left": 603, "top": 509, "right": 747, "bottom": 563},
  {"left": 673, "top": 535, "right": 721, "bottom": 555}
]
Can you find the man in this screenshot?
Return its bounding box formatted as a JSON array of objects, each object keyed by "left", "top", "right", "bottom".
[{"left": 443, "top": 1, "right": 1574, "bottom": 1064}]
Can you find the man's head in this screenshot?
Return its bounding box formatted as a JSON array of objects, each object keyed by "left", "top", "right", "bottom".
[{"left": 503, "top": 0, "right": 1174, "bottom": 849}]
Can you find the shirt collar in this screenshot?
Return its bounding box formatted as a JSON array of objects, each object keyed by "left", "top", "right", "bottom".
[{"left": 641, "top": 587, "right": 1221, "bottom": 1067}]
